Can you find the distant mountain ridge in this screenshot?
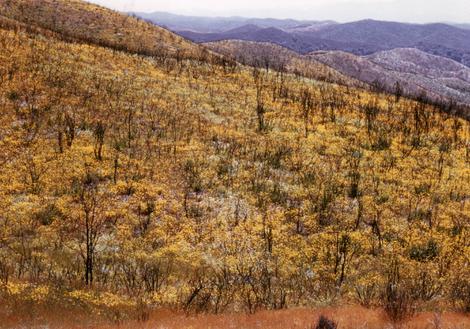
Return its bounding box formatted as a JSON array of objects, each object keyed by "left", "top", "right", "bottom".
[
  {"left": 312, "top": 20, "right": 470, "bottom": 66},
  {"left": 138, "top": 12, "right": 470, "bottom": 67},
  {"left": 451, "top": 23, "right": 470, "bottom": 30},
  {"left": 179, "top": 25, "right": 376, "bottom": 57},
  {"left": 132, "top": 11, "right": 335, "bottom": 33}
]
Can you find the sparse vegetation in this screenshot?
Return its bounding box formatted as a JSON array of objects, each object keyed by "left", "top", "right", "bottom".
[{"left": 0, "top": 0, "right": 469, "bottom": 327}]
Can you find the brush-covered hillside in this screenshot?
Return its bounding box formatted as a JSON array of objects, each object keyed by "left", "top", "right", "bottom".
[
  {"left": 0, "top": 0, "right": 206, "bottom": 59},
  {"left": 0, "top": 1, "right": 469, "bottom": 328},
  {"left": 205, "top": 40, "right": 364, "bottom": 87},
  {"left": 309, "top": 48, "right": 470, "bottom": 108}
]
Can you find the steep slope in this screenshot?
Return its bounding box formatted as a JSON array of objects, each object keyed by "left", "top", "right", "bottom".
[
  {"left": 310, "top": 50, "right": 402, "bottom": 89},
  {"left": 0, "top": 0, "right": 469, "bottom": 324},
  {"left": 310, "top": 48, "right": 470, "bottom": 105},
  {"left": 368, "top": 48, "right": 470, "bottom": 80},
  {"left": 0, "top": 0, "right": 202, "bottom": 58},
  {"left": 3, "top": 24, "right": 469, "bottom": 315}
]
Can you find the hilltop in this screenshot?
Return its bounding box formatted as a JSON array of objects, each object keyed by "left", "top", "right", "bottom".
[{"left": 0, "top": 0, "right": 204, "bottom": 58}]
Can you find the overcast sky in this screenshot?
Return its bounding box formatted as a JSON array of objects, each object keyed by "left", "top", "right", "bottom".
[{"left": 89, "top": 0, "right": 470, "bottom": 23}]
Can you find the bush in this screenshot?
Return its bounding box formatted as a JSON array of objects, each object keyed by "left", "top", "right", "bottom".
[
  {"left": 449, "top": 271, "right": 470, "bottom": 313},
  {"left": 384, "top": 284, "right": 414, "bottom": 323},
  {"left": 355, "top": 282, "right": 378, "bottom": 307},
  {"left": 313, "top": 315, "right": 338, "bottom": 329},
  {"left": 382, "top": 260, "right": 415, "bottom": 323},
  {"left": 409, "top": 239, "right": 439, "bottom": 262}
]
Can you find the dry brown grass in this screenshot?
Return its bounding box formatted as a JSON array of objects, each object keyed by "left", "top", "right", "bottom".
[{"left": 2, "top": 306, "right": 469, "bottom": 329}]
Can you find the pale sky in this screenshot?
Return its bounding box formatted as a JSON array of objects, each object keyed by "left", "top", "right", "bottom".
[{"left": 89, "top": 0, "right": 470, "bottom": 23}]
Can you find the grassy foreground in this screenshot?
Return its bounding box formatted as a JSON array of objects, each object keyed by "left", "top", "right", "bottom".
[{"left": 1, "top": 305, "right": 469, "bottom": 329}]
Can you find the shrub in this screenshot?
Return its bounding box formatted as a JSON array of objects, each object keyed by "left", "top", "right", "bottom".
[
  {"left": 355, "top": 282, "right": 378, "bottom": 307},
  {"left": 382, "top": 260, "right": 415, "bottom": 323},
  {"left": 313, "top": 315, "right": 338, "bottom": 329},
  {"left": 449, "top": 271, "right": 470, "bottom": 313},
  {"left": 409, "top": 240, "right": 439, "bottom": 262}
]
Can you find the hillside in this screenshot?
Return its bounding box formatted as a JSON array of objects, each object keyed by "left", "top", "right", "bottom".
[
  {"left": 310, "top": 48, "right": 470, "bottom": 107},
  {"left": 0, "top": 0, "right": 204, "bottom": 58},
  {"left": 205, "top": 40, "right": 363, "bottom": 87},
  {"left": 206, "top": 39, "right": 470, "bottom": 109},
  {"left": 0, "top": 0, "right": 469, "bottom": 327}
]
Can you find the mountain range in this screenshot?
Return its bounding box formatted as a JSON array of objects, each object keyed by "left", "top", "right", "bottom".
[
  {"left": 136, "top": 13, "right": 470, "bottom": 66},
  {"left": 132, "top": 11, "right": 335, "bottom": 33},
  {"left": 175, "top": 20, "right": 470, "bottom": 67},
  {"left": 135, "top": 12, "right": 470, "bottom": 107}
]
